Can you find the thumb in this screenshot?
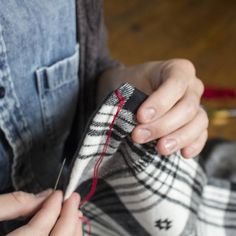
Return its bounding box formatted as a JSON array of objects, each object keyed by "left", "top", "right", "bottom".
[{"left": 0, "top": 189, "right": 52, "bottom": 221}]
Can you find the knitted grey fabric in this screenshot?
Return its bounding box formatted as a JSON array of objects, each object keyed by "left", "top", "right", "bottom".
[{"left": 65, "top": 83, "right": 236, "bottom": 236}]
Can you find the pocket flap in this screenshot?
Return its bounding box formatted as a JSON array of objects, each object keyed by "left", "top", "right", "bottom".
[{"left": 36, "top": 45, "right": 79, "bottom": 91}]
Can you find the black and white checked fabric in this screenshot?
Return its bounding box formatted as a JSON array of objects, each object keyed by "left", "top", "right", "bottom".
[{"left": 65, "top": 83, "right": 236, "bottom": 236}]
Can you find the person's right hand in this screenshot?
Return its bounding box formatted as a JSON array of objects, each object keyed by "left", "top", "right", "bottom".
[{"left": 0, "top": 190, "right": 83, "bottom": 236}]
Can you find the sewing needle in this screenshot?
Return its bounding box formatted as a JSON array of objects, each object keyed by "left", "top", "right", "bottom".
[{"left": 54, "top": 158, "right": 66, "bottom": 191}]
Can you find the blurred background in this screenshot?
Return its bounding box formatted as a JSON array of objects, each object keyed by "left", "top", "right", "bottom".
[{"left": 104, "top": 0, "right": 236, "bottom": 141}]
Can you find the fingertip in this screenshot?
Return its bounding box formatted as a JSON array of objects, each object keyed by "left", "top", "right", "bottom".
[
  {"left": 63, "top": 192, "right": 81, "bottom": 210},
  {"left": 71, "top": 192, "right": 81, "bottom": 205},
  {"left": 181, "top": 147, "right": 198, "bottom": 159},
  {"left": 48, "top": 190, "right": 63, "bottom": 205},
  {"left": 39, "top": 191, "right": 62, "bottom": 211},
  {"left": 156, "top": 138, "right": 178, "bottom": 156},
  {"left": 155, "top": 141, "right": 169, "bottom": 156},
  {"left": 54, "top": 190, "right": 63, "bottom": 198},
  {"left": 181, "top": 131, "right": 207, "bottom": 159},
  {"left": 36, "top": 189, "right": 53, "bottom": 199},
  {"left": 131, "top": 127, "right": 152, "bottom": 144},
  {"left": 137, "top": 106, "right": 156, "bottom": 123},
  {"left": 72, "top": 192, "right": 80, "bottom": 199},
  {"left": 131, "top": 128, "right": 140, "bottom": 144},
  {"left": 78, "top": 210, "right": 83, "bottom": 218}
]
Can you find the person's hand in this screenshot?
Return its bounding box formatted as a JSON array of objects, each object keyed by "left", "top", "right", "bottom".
[
  {"left": 0, "top": 190, "right": 83, "bottom": 236},
  {"left": 98, "top": 59, "right": 208, "bottom": 158}
]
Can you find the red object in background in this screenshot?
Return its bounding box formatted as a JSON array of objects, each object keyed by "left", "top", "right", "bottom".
[{"left": 203, "top": 86, "right": 236, "bottom": 99}]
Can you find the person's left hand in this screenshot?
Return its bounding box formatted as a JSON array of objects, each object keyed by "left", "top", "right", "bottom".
[
  {"left": 98, "top": 59, "right": 208, "bottom": 158},
  {"left": 0, "top": 190, "right": 83, "bottom": 236}
]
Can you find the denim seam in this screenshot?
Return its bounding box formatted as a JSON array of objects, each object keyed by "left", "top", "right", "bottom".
[{"left": 0, "top": 25, "right": 34, "bottom": 189}]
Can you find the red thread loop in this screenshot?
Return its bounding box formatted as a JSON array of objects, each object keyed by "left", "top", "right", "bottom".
[{"left": 79, "top": 89, "right": 125, "bottom": 208}]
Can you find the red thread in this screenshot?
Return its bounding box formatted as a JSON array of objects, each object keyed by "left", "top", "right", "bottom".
[
  {"left": 79, "top": 90, "right": 125, "bottom": 207},
  {"left": 79, "top": 90, "right": 125, "bottom": 235}
]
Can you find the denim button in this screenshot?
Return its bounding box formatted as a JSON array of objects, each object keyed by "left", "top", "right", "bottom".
[{"left": 0, "top": 86, "right": 5, "bottom": 98}]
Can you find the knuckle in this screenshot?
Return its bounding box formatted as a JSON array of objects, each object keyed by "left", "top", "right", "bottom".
[
  {"left": 202, "top": 129, "right": 208, "bottom": 141},
  {"left": 12, "top": 191, "right": 29, "bottom": 204},
  {"left": 156, "top": 99, "right": 168, "bottom": 113},
  {"left": 11, "top": 192, "right": 28, "bottom": 216},
  {"left": 195, "top": 78, "right": 204, "bottom": 96},
  {"left": 11, "top": 191, "right": 35, "bottom": 216},
  {"left": 155, "top": 126, "right": 165, "bottom": 137},
  {"left": 173, "top": 59, "right": 196, "bottom": 74},
  {"left": 184, "top": 99, "right": 198, "bottom": 118},
  {"left": 196, "top": 131, "right": 208, "bottom": 152},
  {"left": 204, "top": 129, "right": 208, "bottom": 141},
  {"left": 175, "top": 75, "right": 188, "bottom": 91},
  {"left": 199, "top": 108, "right": 209, "bottom": 128},
  {"left": 183, "top": 59, "right": 196, "bottom": 74}
]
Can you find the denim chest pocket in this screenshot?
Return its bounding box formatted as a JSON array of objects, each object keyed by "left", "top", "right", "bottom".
[{"left": 36, "top": 47, "right": 79, "bottom": 147}]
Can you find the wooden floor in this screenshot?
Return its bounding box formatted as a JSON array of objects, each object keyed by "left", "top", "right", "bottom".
[{"left": 104, "top": 0, "right": 236, "bottom": 141}]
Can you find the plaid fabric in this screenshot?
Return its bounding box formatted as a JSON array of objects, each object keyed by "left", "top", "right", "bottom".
[{"left": 65, "top": 83, "right": 236, "bottom": 236}]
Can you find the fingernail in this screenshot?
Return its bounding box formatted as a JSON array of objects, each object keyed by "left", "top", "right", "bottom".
[
  {"left": 164, "top": 139, "right": 177, "bottom": 153},
  {"left": 137, "top": 128, "right": 151, "bottom": 142},
  {"left": 185, "top": 146, "right": 195, "bottom": 157},
  {"left": 36, "top": 189, "right": 53, "bottom": 198},
  {"left": 78, "top": 211, "right": 83, "bottom": 218},
  {"left": 143, "top": 108, "right": 156, "bottom": 121},
  {"left": 72, "top": 192, "right": 81, "bottom": 206}
]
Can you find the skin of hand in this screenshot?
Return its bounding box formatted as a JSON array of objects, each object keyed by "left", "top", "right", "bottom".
[
  {"left": 0, "top": 190, "right": 83, "bottom": 236},
  {"left": 97, "top": 59, "right": 208, "bottom": 158}
]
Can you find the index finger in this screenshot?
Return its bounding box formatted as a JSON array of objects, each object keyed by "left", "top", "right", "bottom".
[
  {"left": 51, "top": 193, "right": 81, "bottom": 236},
  {"left": 7, "top": 191, "right": 63, "bottom": 236},
  {"left": 27, "top": 191, "right": 63, "bottom": 234},
  {"left": 0, "top": 190, "right": 52, "bottom": 221}
]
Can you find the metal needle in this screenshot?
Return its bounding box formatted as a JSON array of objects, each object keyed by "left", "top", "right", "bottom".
[{"left": 54, "top": 158, "right": 66, "bottom": 191}]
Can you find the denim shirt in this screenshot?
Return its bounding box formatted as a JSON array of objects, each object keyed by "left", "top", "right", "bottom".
[{"left": 0, "top": 0, "right": 79, "bottom": 192}]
